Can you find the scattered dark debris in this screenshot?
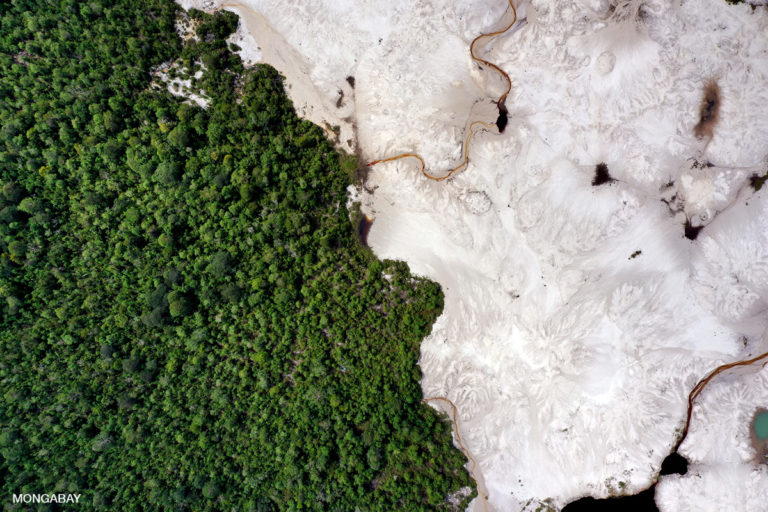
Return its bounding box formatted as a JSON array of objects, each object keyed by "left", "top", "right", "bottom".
[
  {"left": 725, "top": 0, "right": 758, "bottom": 10},
  {"left": 592, "top": 162, "right": 616, "bottom": 186},
  {"left": 346, "top": 75, "right": 355, "bottom": 88},
  {"left": 684, "top": 219, "right": 703, "bottom": 240},
  {"left": 694, "top": 80, "right": 721, "bottom": 139},
  {"left": 629, "top": 250, "right": 642, "bottom": 260},
  {"left": 690, "top": 159, "right": 714, "bottom": 169},
  {"left": 606, "top": 0, "right": 653, "bottom": 23},
  {"left": 660, "top": 194, "right": 683, "bottom": 214},
  {"left": 750, "top": 172, "right": 768, "bottom": 191}
]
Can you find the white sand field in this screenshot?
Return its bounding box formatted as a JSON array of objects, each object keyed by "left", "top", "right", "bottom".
[{"left": 177, "top": 0, "right": 768, "bottom": 510}]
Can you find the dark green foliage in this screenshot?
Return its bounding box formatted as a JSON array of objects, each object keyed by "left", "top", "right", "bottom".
[
  {"left": 723, "top": 0, "right": 759, "bottom": 10},
  {"left": 0, "top": 1, "right": 474, "bottom": 510},
  {"left": 751, "top": 171, "right": 768, "bottom": 191}
]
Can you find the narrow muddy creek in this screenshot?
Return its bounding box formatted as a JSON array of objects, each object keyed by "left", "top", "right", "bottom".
[
  {"left": 366, "top": 0, "right": 522, "bottom": 181},
  {"left": 564, "top": 346, "right": 768, "bottom": 511}
]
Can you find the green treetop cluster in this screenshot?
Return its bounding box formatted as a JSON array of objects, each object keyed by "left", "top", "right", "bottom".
[{"left": 0, "top": 1, "right": 474, "bottom": 510}]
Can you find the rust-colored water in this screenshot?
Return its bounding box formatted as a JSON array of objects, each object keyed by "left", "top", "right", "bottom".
[
  {"left": 677, "top": 348, "right": 768, "bottom": 450},
  {"left": 367, "top": 0, "right": 519, "bottom": 182}
]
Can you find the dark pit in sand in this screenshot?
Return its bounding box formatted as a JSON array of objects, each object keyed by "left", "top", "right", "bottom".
[
  {"left": 496, "top": 102, "right": 508, "bottom": 133},
  {"left": 659, "top": 452, "right": 688, "bottom": 476},
  {"left": 592, "top": 162, "right": 615, "bottom": 186},
  {"left": 684, "top": 219, "right": 703, "bottom": 240}
]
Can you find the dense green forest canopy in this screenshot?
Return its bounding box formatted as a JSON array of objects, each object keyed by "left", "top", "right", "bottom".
[{"left": 0, "top": 1, "right": 474, "bottom": 509}]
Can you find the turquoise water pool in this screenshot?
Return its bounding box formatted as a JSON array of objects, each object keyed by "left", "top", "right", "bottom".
[{"left": 755, "top": 411, "right": 768, "bottom": 440}]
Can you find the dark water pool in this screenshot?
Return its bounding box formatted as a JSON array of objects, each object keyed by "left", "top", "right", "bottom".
[
  {"left": 562, "top": 487, "right": 656, "bottom": 512},
  {"left": 358, "top": 216, "right": 373, "bottom": 246},
  {"left": 562, "top": 451, "right": 688, "bottom": 512}
]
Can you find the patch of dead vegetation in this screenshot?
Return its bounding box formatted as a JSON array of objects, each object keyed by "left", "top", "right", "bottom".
[{"left": 694, "top": 80, "right": 721, "bottom": 140}]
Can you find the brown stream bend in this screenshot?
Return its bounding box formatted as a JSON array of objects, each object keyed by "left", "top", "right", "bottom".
[
  {"left": 674, "top": 346, "right": 768, "bottom": 455},
  {"left": 367, "top": 0, "right": 519, "bottom": 181},
  {"left": 422, "top": 396, "right": 489, "bottom": 511}
]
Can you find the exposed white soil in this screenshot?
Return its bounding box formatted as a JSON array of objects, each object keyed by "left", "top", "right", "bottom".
[
  {"left": 151, "top": 60, "right": 210, "bottom": 108},
  {"left": 175, "top": 10, "right": 199, "bottom": 43},
  {"left": 178, "top": 0, "right": 768, "bottom": 510}
]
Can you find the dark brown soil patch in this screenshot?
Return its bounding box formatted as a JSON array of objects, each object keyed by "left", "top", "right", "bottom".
[{"left": 694, "top": 81, "right": 721, "bottom": 139}]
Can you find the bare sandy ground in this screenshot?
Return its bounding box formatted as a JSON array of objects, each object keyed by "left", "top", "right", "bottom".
[
  {"left": 175, "top": 1, "right": 768, "bottom": 510},
  {"left": 178, "top": 0, "right": 358, "bottom": 153}
]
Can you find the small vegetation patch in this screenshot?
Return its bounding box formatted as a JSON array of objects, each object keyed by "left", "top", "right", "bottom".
[{"left": 750, "top": 171, "right": 768, "bottom": 191}]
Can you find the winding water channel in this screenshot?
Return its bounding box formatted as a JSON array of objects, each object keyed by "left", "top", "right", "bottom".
[{"left": 366, "top": 0, "right": 520, "bottom": 181}]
